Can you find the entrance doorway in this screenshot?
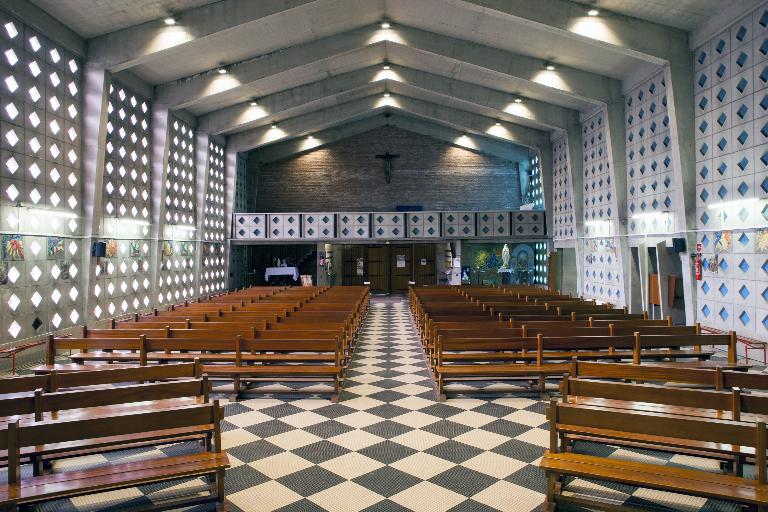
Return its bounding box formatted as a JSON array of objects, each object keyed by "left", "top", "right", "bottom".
[{"left": 341, "top": 244, "right": 436, "bottom": 294}]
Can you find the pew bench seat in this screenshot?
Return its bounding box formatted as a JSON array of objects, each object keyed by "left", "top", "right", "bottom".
[
  {"left": 201, "top": 364, "right": 342, "bottom": 402},
  {"left": 0, "top": 451, "right": 230, "bottom": 510},
  {"left": 435, "top": 363, "right": 571, "bottom": 400},
  {"left": 540, "top": 450, "right": 768, "bottom": 510},
  {"left": 436, "top": 349, "right": 716, "bottom": 365},
  {"left": 68, "top": 351, "right": 339, "bottom": 365}
]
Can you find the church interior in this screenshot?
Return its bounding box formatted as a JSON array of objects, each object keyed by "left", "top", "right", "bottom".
[{"left": 1, "top": 0, "right": 768, "bottom": 510}]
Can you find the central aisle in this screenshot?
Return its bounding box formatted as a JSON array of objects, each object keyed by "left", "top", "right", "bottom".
[{"left": 221, "top": 297, "right": 548, "bottom": 512}]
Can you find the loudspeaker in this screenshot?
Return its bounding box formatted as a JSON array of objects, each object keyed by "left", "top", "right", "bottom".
[
  {"left": 92, "top": 241, "right": 107, "bottom": 257},
  {"left": 672, "top": 238, "right": 686, "bottom": 253}
]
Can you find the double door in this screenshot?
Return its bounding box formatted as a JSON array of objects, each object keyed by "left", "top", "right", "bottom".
[{"left": 342, "top": 244, "right": 435, "bottom": 294}]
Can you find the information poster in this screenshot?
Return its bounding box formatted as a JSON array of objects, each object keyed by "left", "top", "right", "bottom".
[{"left": 396, "top": 254, "right": 406, "bottom": 268}]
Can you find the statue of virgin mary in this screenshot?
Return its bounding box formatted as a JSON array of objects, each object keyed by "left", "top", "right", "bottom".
[{"left": 501, "top": 244, "right": 511, "bottom": 269}]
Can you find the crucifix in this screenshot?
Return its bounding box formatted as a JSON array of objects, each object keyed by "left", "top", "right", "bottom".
[{"left": 375, "top": 151, "right": 400, "bottom": 184}]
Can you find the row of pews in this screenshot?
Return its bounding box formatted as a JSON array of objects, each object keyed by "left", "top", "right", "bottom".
[
  {"left": 411, "top": 285, "right": 768, "bottom": 511},
  {"left": 37, "top": 285, "right": 369, "bottom": 401},
  {"left": 0, "top": 362, "right": 229, "bottom": 510},
  {"left": 0, "top": 285, "right": 368, "bottom": 510},
  {"left": 409, "top": 285, "right": 741, "bottom": 399}
]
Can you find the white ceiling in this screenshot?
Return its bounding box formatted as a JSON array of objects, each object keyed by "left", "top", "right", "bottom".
[
  {"left": 594, "top": 0, "right": 732, "bottom": 31},
  {"left": 25, "top": 0, "right": 744, "bottom": 153},
  {"left": 30, "top": 0, "right": 221, "bottom": 38}
]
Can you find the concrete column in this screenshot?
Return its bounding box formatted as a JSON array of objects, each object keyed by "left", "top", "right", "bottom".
[
  {"left": 223, "top": 149, "right": 239, "bottom": 290},
  {"left": 149, "top": 104, "right": 171, "bottom": 307},
  {"left": 193, "top": 130, "right": 211, "bottom": 297},
  {"left": 665, "top": 59, "right": 697, "bottom": 324},
  {"left": 81, "top": 63, "right": 111, "bottom": 323}
]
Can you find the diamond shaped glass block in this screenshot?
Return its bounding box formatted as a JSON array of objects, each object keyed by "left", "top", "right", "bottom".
[
  {"left": 700, "top": 189, "right": 709, "bottom": 202},
  {"left": 700, "top": 166, "right": 709, "bottom": 179},
  {"left": 356, "top": 228, "right": 364, "bottom": 236},
  {"left": 702, "top": 304, "right": 711, "bottom": 317},
  {"left": 717, "top": 137, "right": 728, "bottom": 151},
  {"left": 739, "top": 259, "right": 750, "bottom": 273},
  {"left": 462, "top": 226, "right": 470, "bottom": 234},
  {"left": 739, "top": 207, "right": 750, "bottom": 221},
  {"left": 719, "top": 307, "right": 729, "bottom": 321},
  {"left": 719, "top": 283, "right": 729, "bottom": 296},
  {"left": 702, "top": 281, "right": 711, "bottom": 294},
  {"left": 737, "top": 131, "right": 749, "bottom": 146},
  {"left": 762, "top": 205, "right": 768, "bottom": 221},
  {"left": 664, "top": 196, "right": 672, "bottom": 208},
  {"left": 763, "top": 288, "right": 768, "bottom": 302},
  {"left": 699, "top": 97, "right": 709, "bottom": 110},
  {"left": 718, "top": 185, "right": 728, "bottom": 199},
  {"left": 738, "top": 181, "right": 749, "bottom": 196},
  {"left": 720, "top": 258, "right": 729, "bottom": 271},
  {"left": 716, "top": 88, "right": 727, "bottom": 103},
  {"left": 739, "top": 310, "right": 750, "bottom": 325},
  {"left": 739, "top": 285, "right": 750, "bottom": 299},
  {"left": 737, "top": 104, "right": 749, "bottom": 119}
]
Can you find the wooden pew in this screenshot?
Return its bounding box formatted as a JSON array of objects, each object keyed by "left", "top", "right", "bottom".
[
  {"left": 540, "top": 401, "right": 768, "bottom": 512},
  {"left": 0, "top": 402, "right": 229, "bottom": 511}
]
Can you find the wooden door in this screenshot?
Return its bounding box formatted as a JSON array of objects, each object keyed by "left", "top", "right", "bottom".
[
  {"left": 390, "top": 245, "right": 412, "bottom": 294},
  {"left": 342, "top": 245, "right": 367, "bottom": 286},
  {"left": 413, "top": 244, "right": 436, "bottom": 287},
  {"left": 367, "top": 246, "right": 388, "bottom": 293}
]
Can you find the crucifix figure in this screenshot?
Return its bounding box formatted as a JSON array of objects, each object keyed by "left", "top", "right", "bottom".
[{"left": 375, "top": 151, "right": 400, "bottom": 184}]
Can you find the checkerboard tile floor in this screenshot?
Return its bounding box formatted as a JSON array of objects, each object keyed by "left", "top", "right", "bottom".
[{"left": 11, "top": 297, "right": 753, "bottom": 511}]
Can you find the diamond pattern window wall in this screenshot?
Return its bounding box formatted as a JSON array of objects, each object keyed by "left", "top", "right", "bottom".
[
  {"left": 552, "top": 135, "right": 575, "bottom": 241},
  {"left": 581, "top": 107, "right": 624, "bottom": 306},
  {"left": 89, "top": 80, "right": 154, "bottom": 322},
  {"left": 694, "top": 4, "right": 768, "bottom": 345},
  {"left": 158, "top": 116, "right": 197, "bottom": 305},
  {"left": 0, "top": 12, "right": 83, "bottom": 341},
  {"left": 200, "top": 139, "right": 226, "bottom": 295}
]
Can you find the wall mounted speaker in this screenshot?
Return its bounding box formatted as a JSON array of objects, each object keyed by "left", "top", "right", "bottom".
[{"left": 92, "top": 241, "right": 107, "bottom": 257}]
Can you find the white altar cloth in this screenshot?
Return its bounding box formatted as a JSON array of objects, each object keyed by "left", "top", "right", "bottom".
[{"left": 265, "top": 267, "right": 299, "bottom": 281}]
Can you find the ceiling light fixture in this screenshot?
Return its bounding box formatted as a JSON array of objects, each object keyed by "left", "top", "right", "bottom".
[
  {"left": 514, "top": 97, "right": 523, "bottom": 104},
  {"left": 382, "top": 62, "right": 391, "bottom": 70},
  {"left": 163, "top": 14, "right": 177, "bottom": 25},
  {"left": 307, "top": 134, "right": 314, "bottom": 140},
  {"left": 495, "top": 120, "right": 501, "bottom": 126},
  {"left": 587, "top": 8, "right": 599, "bottom": 16},
  {"left": 217, "top": 66, "right": 228, "bottom": 75},
  {"left": 544, "top": 62, "right": 556, "bottom": 71},
  {"left": 380, "top": 18, "right": 391, "bottom": 29},
  {"left": 270, "top": 122, "right": 278, "bottom": 129},
  {"left": 249, "top": 99, "right": 259, "bottom": 106},
  {"left": 383, "top": 92, "right": 391, "bottom": 98}
]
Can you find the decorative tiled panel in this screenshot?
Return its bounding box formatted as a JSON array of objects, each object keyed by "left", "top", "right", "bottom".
[
  {"left": 625, "top": 69, "right": 676, "bottom": 235},
  {"left": 552, "top": 135, "right": 575, "bottom": 240},
  {"left": 511, "top": 211, "right": 545, "bottom": 237},
  {"left": 269, "top": 213, "right": 301, "bottom": 240},
  {"left": 338, "top": 212, "right": 370, "bottom": 239},
  {"left": 695, "top": 4, "right": 768, "bottom": 342},
  {"left": 582, "top": 107, "right": 624, "bottom": 306},
  {"left": 522, "top": 154, "right": 544, "bottom": 208},
  {"left": 442, "top": 212, "right": 475, "bottom": 237},
  {"left": 234, "top": 214, "right": 266, "bottom": 239},
  {"left": 477, "top": 211, "right": 509, "bottom": 237},
  {"left": 302, "top": 213, "right": 335, "bottom": 240},
  {"left": 0, "top": 13, "right": 84, "bottom": 341},
  {"left": 373, "top": 212, "right": 405, "bottom": 239},
  {"left": 534, "top": 242, "right": 548, "bottom": 285},
  {"left": 407, "top": 212, "right": 440, "bottom": 238}
]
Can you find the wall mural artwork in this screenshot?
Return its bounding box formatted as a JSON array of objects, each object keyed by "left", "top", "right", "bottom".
[
  {"left": 463, "top": 242, "right": 536, "bottom": 285},
  {"left": 3, "top": 235, "right": 24, "bottom": 261},
  {"left": 47, "top": 237, "right": 65, "bottom": 260}
]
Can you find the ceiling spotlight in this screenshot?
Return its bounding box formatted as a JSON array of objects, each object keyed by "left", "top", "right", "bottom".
[
  {"left": 307, "top": 134, "right": 315, "bottom": 140},
  {"left": 249, "top": 99, "right": 259, "bottom": 106},
  {"left": 163, "top": 14, "right": 176, "bottom": 25},
  {"left": 383, "top": 92, "right": 391, "bottom": 98},
  {"left": 514, "top": 97, "right": 523, "bottom": 104},
  {"left": 380, "top": 19, "right": 391, "bottom": 29},
  {"left": 587, "top": 8, "right": 600, "bottom": 16},
  {"left": 270, "top": 122, "right": 278, "bottom": 129},
  {"left": 544, "top": 62, "right": 556, "bottom": 71},
  {"left": 495, "top": 120, "right": 501, "bottom": 126},
  {"left": 217, "top": 66, "right": 228, "bottom": 75},
  {"left": 382, "top": 63, "right": 391, "bottom": 70}
]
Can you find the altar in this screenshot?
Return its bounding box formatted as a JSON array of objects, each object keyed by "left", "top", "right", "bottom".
[{"left": 265, "top": 266, "right": 299, "bottom": 282}]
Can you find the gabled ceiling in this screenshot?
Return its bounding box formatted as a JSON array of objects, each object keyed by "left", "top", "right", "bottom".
[{"left": 28, "top": 0, "right": 744, "bottom": 156}]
